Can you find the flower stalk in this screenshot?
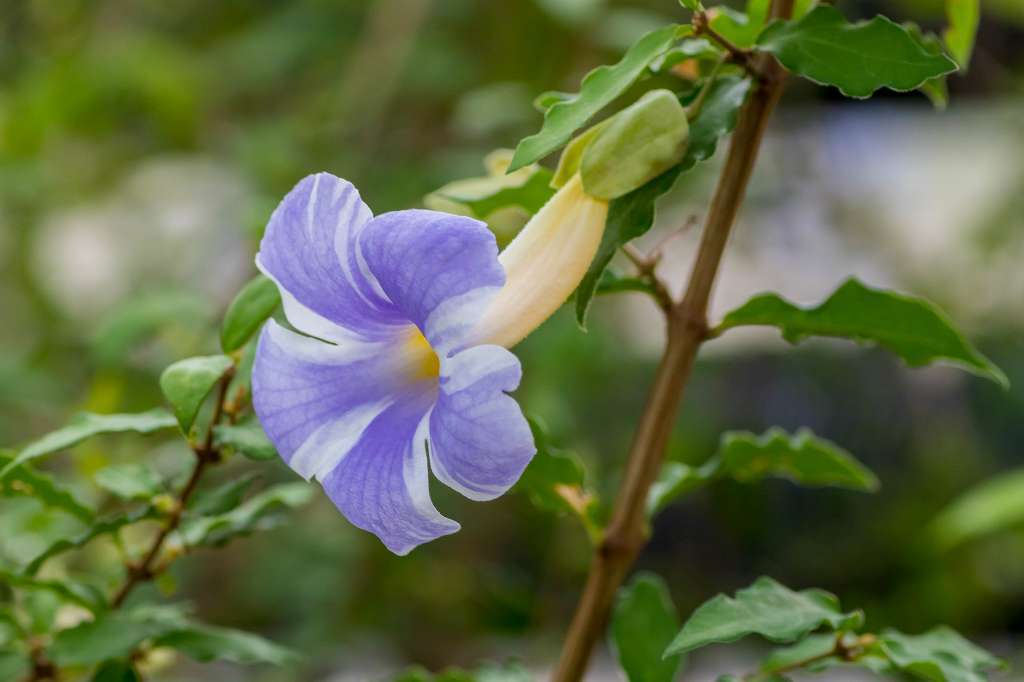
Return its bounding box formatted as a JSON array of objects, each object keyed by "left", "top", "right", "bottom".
[{"left": 551, "top": 2, "right": 794, "bottom": 679}]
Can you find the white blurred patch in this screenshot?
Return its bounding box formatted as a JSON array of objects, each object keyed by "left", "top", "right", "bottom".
[{"left": 32, "top": 156, "right": 253, "bottom": 319}]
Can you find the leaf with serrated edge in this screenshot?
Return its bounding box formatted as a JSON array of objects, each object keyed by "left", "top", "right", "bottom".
[
  {"left": 221, "top": 275, "right": 280, "bottom": 353},
  {"left": 509, "top": 24, "right": 679, "bottom": 171},
  {"left": 574, "top": 76, "right": 751, "bottom": 327},
  {"left": 716, "top": 428, "right": 879, "bottom": 491},
  {"left": 757, "top": 6, "right": 957, "bottom": 98},
  {"left": 611, "top": 574, "right": 683, "bottom": 682},
  {"left": 0, "top": 409, "right": 176, "bottom": 482},
  {"left": 880, "top": 627, "right": 1004, "bottom": 682},
  {"left": 665, "top": 577, "right": 864, "bottom": 655},
  {"left": 159, "top": 355, "right": 234, "bottom": 433},
  {"left": 717, "top": 279, "right": 1006, "bottom": 387},
  {"left": 647, "top": 428, "right": 876, "bottom": 517}
]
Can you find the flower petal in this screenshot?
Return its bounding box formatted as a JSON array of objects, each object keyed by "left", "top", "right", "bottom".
[
  {"left": 428, "top": 345, "right": 535, "bottom": 501},
  {"left": 322, "top": 399, "right": 459, "bottom": 555},
  {"left": 359, "top": 209, "right": 504, "bottom": 355},
  {"left": 256, "top": 173, "right": 404, "bottom": 342},
  {"left": 252, "top": 320, "right": 419, "bottom": 479}
]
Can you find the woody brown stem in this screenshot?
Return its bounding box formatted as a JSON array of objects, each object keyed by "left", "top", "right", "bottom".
[{"left": 550, "top": 2, "right": 793, "bottom": 680}]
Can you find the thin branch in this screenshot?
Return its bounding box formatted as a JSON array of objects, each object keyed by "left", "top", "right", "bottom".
[
  {"left": 109, "top": 368, "right": 234, "bottom": 609},
  {"left": 550, "top": 2, "right": 794, "bottom": 680},
  {"left": 622, "top": 244, "right": 675, "bottom": 314},
  {"left": 692, "top": 10, "right": 767, "bottom": 80}
]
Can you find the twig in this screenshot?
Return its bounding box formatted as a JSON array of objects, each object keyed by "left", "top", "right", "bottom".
[
  {"left": 109, "top": 368, "right": 234, "bottom": 609},
  {"left": 692, "top": 10, "right": 765, "bottom": 79},
  {"left": 758, "top": 632, "right": 877, "bottom": 678},
  {"left": 550, "top": 2, "right": 794, "bottom": 680},
  {"left": 622, "top": 244, "right": 675, "bottom": 314}
]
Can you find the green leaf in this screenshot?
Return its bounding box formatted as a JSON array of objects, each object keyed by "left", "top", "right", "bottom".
[
  {"left": 90, "top": 290, "right": 209, "bottom": 366},
  {"left": 944, "top": 0, "right": 979, "bottom": 69},
  {"left": 714, "top": 428, "right": 879, "bottom": 491},
  {"left": 0, "top": 569, "right": 106, "bottom": 614},
  {"left": 50, "top": 607, "right": 184, "bottom": 666},
  {"left": 665, "top": 577, "right": 864, "bottom": 655},
  {"left": 509, "top": 24, "right": 680, "bottom": 171},
  {"left": 573, "top": 76, "right": 751, "bottom": 328},
  {"left": 430, "top": 152, "right": 555, "bottom": 219},
  {"left": 580, "top": 89, "right": 690, "bottom": 200},
  {"left": 679, "top": 0, "right": 701, "bottom": 11},
  {"left": 24, "top": 506, "right": 156, "bottom": 575},
  {"left": 904, "top": 24, "right": 949, "bottom": 110},
  {"left": 880, "top": 627, "right": 1004, "bottom": 682},
  {"left": 220, "top": 275, "right": 280, "bottom": 354},
  {"left": 213, "top": 420, "right": 278, "bottom": 461},
  {"left": 94, "top": 463, "right": 163, "bottom": 501},
  {"left": 930, "top": 467, "right": 1024, "bottom": 550},
  {"left": 716, "top": 279, "right": 1007, "bottom": 387},
  {"left": 647, "top": 462, "right": 712, "bottom": 517},
  {"left": 759, "top": 634, "right": 838, "bottom": 674},
  {"left": 188, "top": 472, "right": 260, "bottom": 516},
  {"left": 709, "top": 0, "right": 769, "bottom": 48},
  {"left": 610, "top": 573, "right": 684, "bottom": 682},
  {"left": 159, "top": 355, "right": 234, "bottom": 433},
  {"left": 91, "top": 660, "right": 141, "bottom": 682},
  {"left": 0, "top": 451, "right": 94, "bottom": 522},
  {"left": 515, "top": 420, "right": 601, "bottom": 541},
  {"left": 52, "top": 606, "right": 290, "bottom": 669},
  {"left": 533, "top": 90, "right": 574, "bottom": 113},
  {"left": 593, "top": 269, "right": 658, "bottom": 298},
  {"left": 757, "top": 6, "right": 958, "bottom": 98},
  {"left": 1, "top": 409, "right": 177, "bottom": 482},
  {"left": 648, "top": 428, "right": 877, "bottom": 517},
  {"left": 0, "top": 651, "right": 29, "bottom": 681},
  {"left": 180, "top": 482, "right": 312, "bottom": 548},
  {"left": 153, "top": 623, "right": 297, "bottom": 665}
]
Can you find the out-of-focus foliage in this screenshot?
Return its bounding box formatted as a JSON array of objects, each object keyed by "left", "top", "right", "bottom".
[{"left": 0, "top": 0, "right": 1022, "bottom": 680}]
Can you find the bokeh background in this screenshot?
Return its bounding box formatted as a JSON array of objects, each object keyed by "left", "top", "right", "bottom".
[{"left": 2, "top": 0, "right": 1023, "bottom": 680}]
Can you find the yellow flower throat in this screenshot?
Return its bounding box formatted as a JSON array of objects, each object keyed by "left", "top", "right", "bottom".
[{"left": 402, "top": 327, "right": 440, "bottom": 381}]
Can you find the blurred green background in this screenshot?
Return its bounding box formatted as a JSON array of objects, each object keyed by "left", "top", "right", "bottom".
[{"left": 2, "top": 0, "right": 1024, "bottom": 679}]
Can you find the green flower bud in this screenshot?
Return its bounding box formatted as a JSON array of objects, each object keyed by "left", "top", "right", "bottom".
[{"left": 580, "top": 89, "right": 689, "bottom": 200}]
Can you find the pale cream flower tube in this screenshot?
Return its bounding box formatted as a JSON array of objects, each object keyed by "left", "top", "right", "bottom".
[{"left": 472, "top": 173, "right": 609, "bottom": 349}]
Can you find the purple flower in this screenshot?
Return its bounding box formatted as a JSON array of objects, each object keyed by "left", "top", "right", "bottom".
[
  {"left": 251, "top": 173, "right": 537, "bottom": 554},
  {"left": 252, "top": 171, "right": 608, "bottom": 554}
]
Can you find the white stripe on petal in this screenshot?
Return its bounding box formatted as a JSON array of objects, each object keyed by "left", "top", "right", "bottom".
[
  {"left": 257, "top": 255, "right": 374, "bottom": 345},
  {"left": 440, "top": 344, "right": 520, "bottom": 395},
  {"left": 423, "top": 285, "right": 501, "bottom": 356},
  {"left": 401, "top": 411, "right": 460, "bottom": 537},
  {"left": 289, "top": 396, "right": 395, "bottom": 481}
]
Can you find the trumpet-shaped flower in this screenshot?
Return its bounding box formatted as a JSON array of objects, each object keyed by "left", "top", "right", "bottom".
[{"left": 253, "top": 172, "right": 606, "bottom": 554}]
